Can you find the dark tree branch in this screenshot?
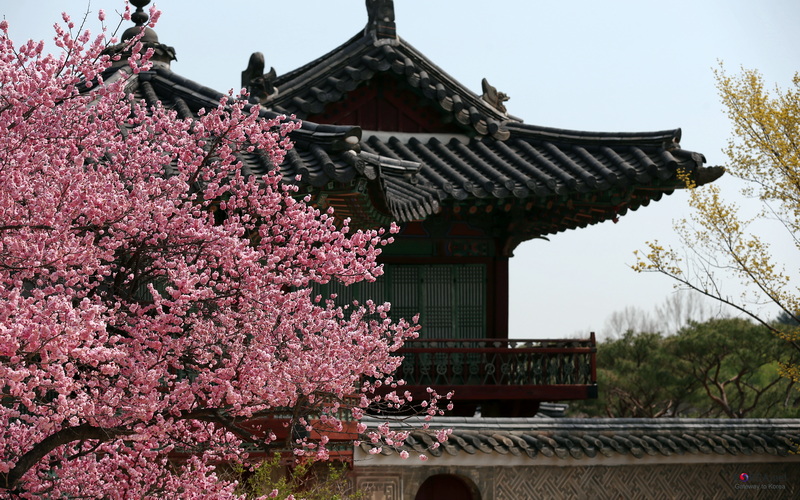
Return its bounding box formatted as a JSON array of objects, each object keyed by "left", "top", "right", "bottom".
[{"left": 1, "top": 424, "right": 132, "bottom": 492}]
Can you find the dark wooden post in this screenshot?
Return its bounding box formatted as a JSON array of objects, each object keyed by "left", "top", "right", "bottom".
[{"left": 589, "top": 331, "right": 597, "bottom": 384}]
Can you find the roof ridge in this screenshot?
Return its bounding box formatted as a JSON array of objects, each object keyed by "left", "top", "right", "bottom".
[
  {"left": 506, "top": 122, "right": 682, "bottom": 146},
  {"left": 361, "top": 415, "right": 800, "bottom": 430},
  {"left": 272, "top": 32, "right": 370, "bottom": 90}
]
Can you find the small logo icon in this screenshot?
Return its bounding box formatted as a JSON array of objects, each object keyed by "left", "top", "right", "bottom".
[{"left": 739, "top": 473, "right": 749, "bottom": 482}]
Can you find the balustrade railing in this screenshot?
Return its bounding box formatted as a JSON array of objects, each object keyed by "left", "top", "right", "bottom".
[{"left": 397, "top": 335, "right": 597, "bottom": 388}]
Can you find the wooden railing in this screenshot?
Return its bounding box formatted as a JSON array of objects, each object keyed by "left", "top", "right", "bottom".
[{"left": 395, "top": 334, "right": 597, "bottom": 401}]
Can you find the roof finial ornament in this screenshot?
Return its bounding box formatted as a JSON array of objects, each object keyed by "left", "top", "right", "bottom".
[
  {"left": 481, "top": 78, "right": 509, "bottom": 114},
  {"left": 130, "top": 0, "right": 150, "bottom": 27},
  {"left": 365, "top": 0, "right": 397, "bottom": 43},
  {"left": 121, "top": 0, "right": 157, "bottom": 43},
  {"left": 105, "top": 0, "right": 176, "bottom": 67}
]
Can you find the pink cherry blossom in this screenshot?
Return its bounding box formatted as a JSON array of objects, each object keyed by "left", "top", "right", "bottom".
[{"left": 0, "top": 9, "right": 440, "bottom": 498}]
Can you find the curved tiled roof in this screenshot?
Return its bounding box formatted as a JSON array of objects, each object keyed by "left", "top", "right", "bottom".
[
  {"left": 122, "top": 66, "right": 361, "bottom": 181},
  {"left": 360, "top": 418, "right": 800, "bottom": 461},
  {"left": 255, "top": 17, "right": 723, "bottom": 237},
  {"left": 356, "top": 125, "right": 721, "bottom": 243},
  {"left": 123, "top": 67, "right": 718, "bottom": 236},
  {"left": 108, "top": 6, "right": 723, "bottom": 236}
]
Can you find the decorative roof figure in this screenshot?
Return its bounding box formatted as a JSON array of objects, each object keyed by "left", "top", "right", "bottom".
[
  {"left": 365, "top": 0, "right": 397, "bottom": 42},
  {"left": 481, "top": 78, "right": 510, "bottom": 114},
  {"left": 241, "top": 52, "right": 278, "bottom": 103}
]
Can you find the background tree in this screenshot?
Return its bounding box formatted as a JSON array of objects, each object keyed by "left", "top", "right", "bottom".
[
  {"left": 571, "top": 318, "right": 800, "bottom": 418},
  {"left": 634, "top": 65, "right": 800, "bottom": 379},
  {"left": 0, "top": 10, "right": 443, "bottom": 498},
  {"left": 570, "top": 330, "right": 699, "bottom": 418},
  {"left": 601, "top": 291, "right": 718, "bottom": 339},
  {"left": 669, "top": 318, "right": 799, "bottom": 418}
]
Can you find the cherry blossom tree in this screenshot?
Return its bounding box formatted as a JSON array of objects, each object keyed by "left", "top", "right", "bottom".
[{"left": 0, "top": 8, "right": 443, "bottom": 498}]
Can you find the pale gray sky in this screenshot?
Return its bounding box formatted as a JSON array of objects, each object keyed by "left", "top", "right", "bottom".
[{"left": 4, "top": 1, "right": 799, "bottom": 338}]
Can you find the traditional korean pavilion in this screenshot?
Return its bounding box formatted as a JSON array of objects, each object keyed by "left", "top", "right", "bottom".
[
  {"left": 110, "top": 0, "right": 722, "bottom": 418},
  {"left": 94, "top": 6, "right": 800, "bottom": 499}
]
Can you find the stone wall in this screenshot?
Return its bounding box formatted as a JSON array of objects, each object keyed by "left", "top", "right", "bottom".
[{"left": 354, "top": 462, "right": 799, "bottom": 500}]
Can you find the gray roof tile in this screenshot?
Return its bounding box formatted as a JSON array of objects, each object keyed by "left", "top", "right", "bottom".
[{"left": 359, "top": 417, "right": 800, "bottom": 461}]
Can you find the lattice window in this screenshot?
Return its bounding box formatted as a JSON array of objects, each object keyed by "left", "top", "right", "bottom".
[{"left": 312, "top": 264, "right": 487, "bottom": 339}]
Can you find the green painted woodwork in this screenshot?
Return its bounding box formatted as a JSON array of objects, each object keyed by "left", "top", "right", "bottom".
[
  {"left": 314, "top": 263, "right": 487, "bottom": 339},
  {"left": 379, "top": 238, "right": 436, "bottom": 256}
]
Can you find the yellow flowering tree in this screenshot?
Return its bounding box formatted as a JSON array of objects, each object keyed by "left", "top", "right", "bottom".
[{"left": 634, "top": 65, "right": 800, "bottom": 379}]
